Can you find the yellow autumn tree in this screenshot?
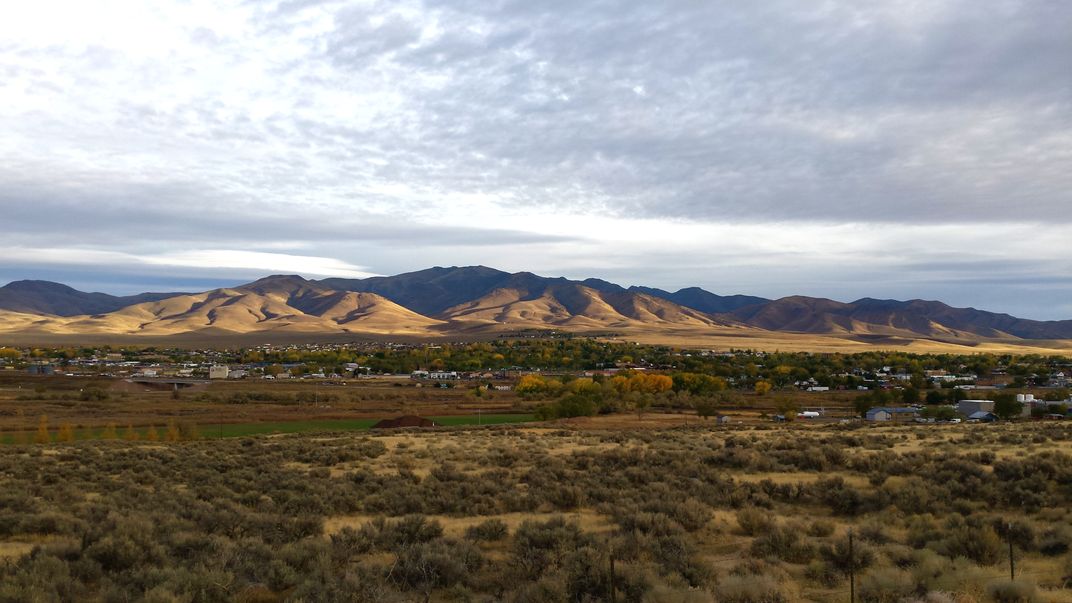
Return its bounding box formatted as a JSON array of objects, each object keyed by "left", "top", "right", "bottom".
[
  {"left": 57, "top": 423, "right": 76, "bottom": 442},
  {"left": 34, "top": 415, "right": 51, "bottom": 444},
  {"left": 567, "top": 377, "right": 601, "bottom": 395},
  {"left": 100, "top": 423, "right": 118, "bottom": 439},
  {"left": 123, "top": 424, "right": 140, "bottom": 441},
  {"left": 145, "top": 425, "right": 160, "bottom": 442},
  {"left": 611, "top": 373, "right": 674, "bottom": 395},
  {"left": 165, "top": 420, "right": 180, "bottom": 442},
  {"left": 515, "top": 375, "right": 561, "bottom": 397},
  {"left": 754, "top": 380, "right": 773, "bottom": 396}
]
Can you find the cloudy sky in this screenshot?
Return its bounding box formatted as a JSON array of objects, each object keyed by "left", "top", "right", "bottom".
[{"left": 1, "top": 0, "right": 1070, "bottom": 318}]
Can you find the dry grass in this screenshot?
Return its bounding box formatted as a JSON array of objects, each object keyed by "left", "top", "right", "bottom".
[
  {"left": 0, "top": 541, "right": 35, "bottom": 559},
  {"left": 5, "top": 322, "right": 1072, "bottom": 355}
]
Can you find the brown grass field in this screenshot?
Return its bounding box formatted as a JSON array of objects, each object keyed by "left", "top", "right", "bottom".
[
  {"left": 2, "top": 419, "right": 1071, "bottom": 601},
  {"left": 2, "top": 375, "right": 1072, "bottom": 601}
]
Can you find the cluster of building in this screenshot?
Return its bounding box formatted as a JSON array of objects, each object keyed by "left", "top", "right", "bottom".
[{"left": 865, "top": 394, "right": 1071, "bottom": 423}]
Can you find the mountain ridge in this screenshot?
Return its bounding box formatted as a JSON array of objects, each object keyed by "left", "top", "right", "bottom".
[{"left": 1, "top": 267, "right": 1071, "bottom": 342}]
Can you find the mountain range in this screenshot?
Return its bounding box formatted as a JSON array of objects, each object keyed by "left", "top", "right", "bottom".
[{"left": 2, "top": 266, "right": 1071, "bottom": 346}]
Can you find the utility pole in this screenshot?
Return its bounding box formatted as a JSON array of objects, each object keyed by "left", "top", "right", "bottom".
[
  {"left": 1008, "top": 522, "right": 1015, "bottom": 580},
  {"left": 848, "top": 528, "right": 855, "bottom": 603},
  {"left": 609, "top": 554, "right": 617, "bottom": 603}
]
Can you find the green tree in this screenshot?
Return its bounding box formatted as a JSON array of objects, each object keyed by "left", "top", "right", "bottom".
[
  {"left": 920, "top": 406, "right": 956, "bottom": 421},
  {"left": 694, "top": 398, "right": 718, "bottom": 420},
  {"left": 992, "top": 393, "right": 1023, "bottom": 420},
  {"left": 775, "top": 398, "right": 799, "bottom": 420},
  {"left": 854, "top": 395, "right": 875, "bottom": 418},
  {"left": 901, "top": 387, "right": 920, "bottom": 405}
]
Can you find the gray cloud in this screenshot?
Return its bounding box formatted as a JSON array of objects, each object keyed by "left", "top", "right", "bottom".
[
  {"left": 1, "top": 0, "right": 1070, "bottom": 318},
  {"left": 6, "top": 0, "right": 1070, "bottom": 223},
  {"left": 295, "top": 0, "right": 1072, "bottom": 222}
]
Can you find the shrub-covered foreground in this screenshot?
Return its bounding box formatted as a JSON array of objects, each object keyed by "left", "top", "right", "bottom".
[{"left": 1, "top": 423, "right": 1072, "bottom": 601}]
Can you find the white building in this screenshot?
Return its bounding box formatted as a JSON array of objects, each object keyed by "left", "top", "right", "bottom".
[
  {"left": 208, "top": 365, "right": 230, "bottom": 379},
  {"left": 957, "top": 399, "right": 995, "bottom": 416}
]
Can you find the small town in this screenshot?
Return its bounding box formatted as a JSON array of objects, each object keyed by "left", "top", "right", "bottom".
[{"left": 2, "top": 342, "right": 1070, "bottom": 427}]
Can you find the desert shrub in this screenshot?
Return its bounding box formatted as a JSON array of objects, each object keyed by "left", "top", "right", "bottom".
[
  {"left": 465, "top": 518, "right": 509, "bottom": 542},
  {"left": 16, "top": 511, "right": 83, "bottom": 537},
  {"left": 289, "top": 565, "right": 393, "bottom": 603},
  {"left": 856, "top": 522, "right": 891, "bottom": 544},
  {"left": 512, "top": 517, "right": 588, "bottom": 579},
  {"left": 992, "top": 519, "right": 1037, "bottom": 551},
  {"left": 376, "top": 515, "right": 444, "bottom": 550},
  {"left": 737, "top": 509, "right": 775, "bottom": 536},
  {"left": 660, "top": 498, "right": 709, "bottom": 532},
  {"left": 887, "top": 478, "right": 941, "bottom": 515},
  {"left": 546, "top": 484, "right": 584, "bottom": 510},
  {"left": 509, "top": 578, "right": 568, "bottom": 603},
  {"left": 84, "top": 535, "right": 148, "bottom": 572},
  {"left": 858, "top": 568, "right": 915, "bottom": 603},
  {"left": 985, "top": 579, "right": 1039, "bottom": 603},
  {"left": 713, "top": 573, "right": 787, "bottom": 603},
  {"left": 932, "top": 525, "right": 1002, "bottom": 564},
  {"left": 647, "top": 530, "right": 707, "bottom": 583},
  {"left": 907, "top": 514, "right": 942, "bottom": 549},
  {"left": 263, "top": 558, "right": 300, "bottom": 591},
  {"left": 814, "top": 478, "right": 867, "bottom": 516},
  {"left": 807, "top": 519, "right": 835, "bottom": 538},
  {"left": 820, "top": 536, "right": 875, "bottom": 575},
  {"left": 614, "top": 512, "right": 683, "bottom": 539},
  {"left": 561, "top": 546, "right": 649, "bottom": 603},
  {"left": 330, "top": 526, "right": 377, "bottom": 561},
  {"left": 1037, "top": 524, "right": 1072, "bottom": 556},
  {"left": 804, "top": 560, "right": 840, "bottom": 587},
  {"left": 880, "top": 543, "right": 915, "bottom": 569},
  {"left": 750, "top": 525, "right": 815, "bottom": 564},
  {"left": 0, "top": 553, "right": 86, "bottom": 602},
  {"left": 389, "top": 539, "right": 483, "bottom": 593}
]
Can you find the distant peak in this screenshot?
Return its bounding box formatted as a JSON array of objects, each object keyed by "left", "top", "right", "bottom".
[
  {"left": 253, "top": 274, "right": 308, "bottom": 282},
  {"left": 2, "top": 279, "right": 79, "bottom": 292},
  {"left": 236, "top": 274, "right": 319, "bottom": 293}
]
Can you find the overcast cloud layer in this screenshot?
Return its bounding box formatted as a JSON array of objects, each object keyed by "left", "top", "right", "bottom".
[{"left": 1, "top": 0, "right": 1070, "bottom": 319}]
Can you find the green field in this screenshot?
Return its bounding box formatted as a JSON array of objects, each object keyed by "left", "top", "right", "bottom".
[
  {"left": 201, "top": 414, "right": 537, "bottom": 438},
  {"left": 0, "top": 414, "right": 538, "bottom": 444}
]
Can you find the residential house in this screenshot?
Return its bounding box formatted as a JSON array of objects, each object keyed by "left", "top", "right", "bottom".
[{"left": 865, "top": 407, "right": 920, "bottom": 422}]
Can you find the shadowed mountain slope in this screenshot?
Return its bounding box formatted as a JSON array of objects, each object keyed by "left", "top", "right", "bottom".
[
  {"left": 321, "top": 266, "right": 514, "bottom": 315},
  {"left": 0, "top": 280, "right": 185, "bottom": 317},
  {"left": 630, "top": 286, "right": 769, "bottom": 314},
  {"left": 726, "top": 296, "right": 1072, "bottom": 339}
]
